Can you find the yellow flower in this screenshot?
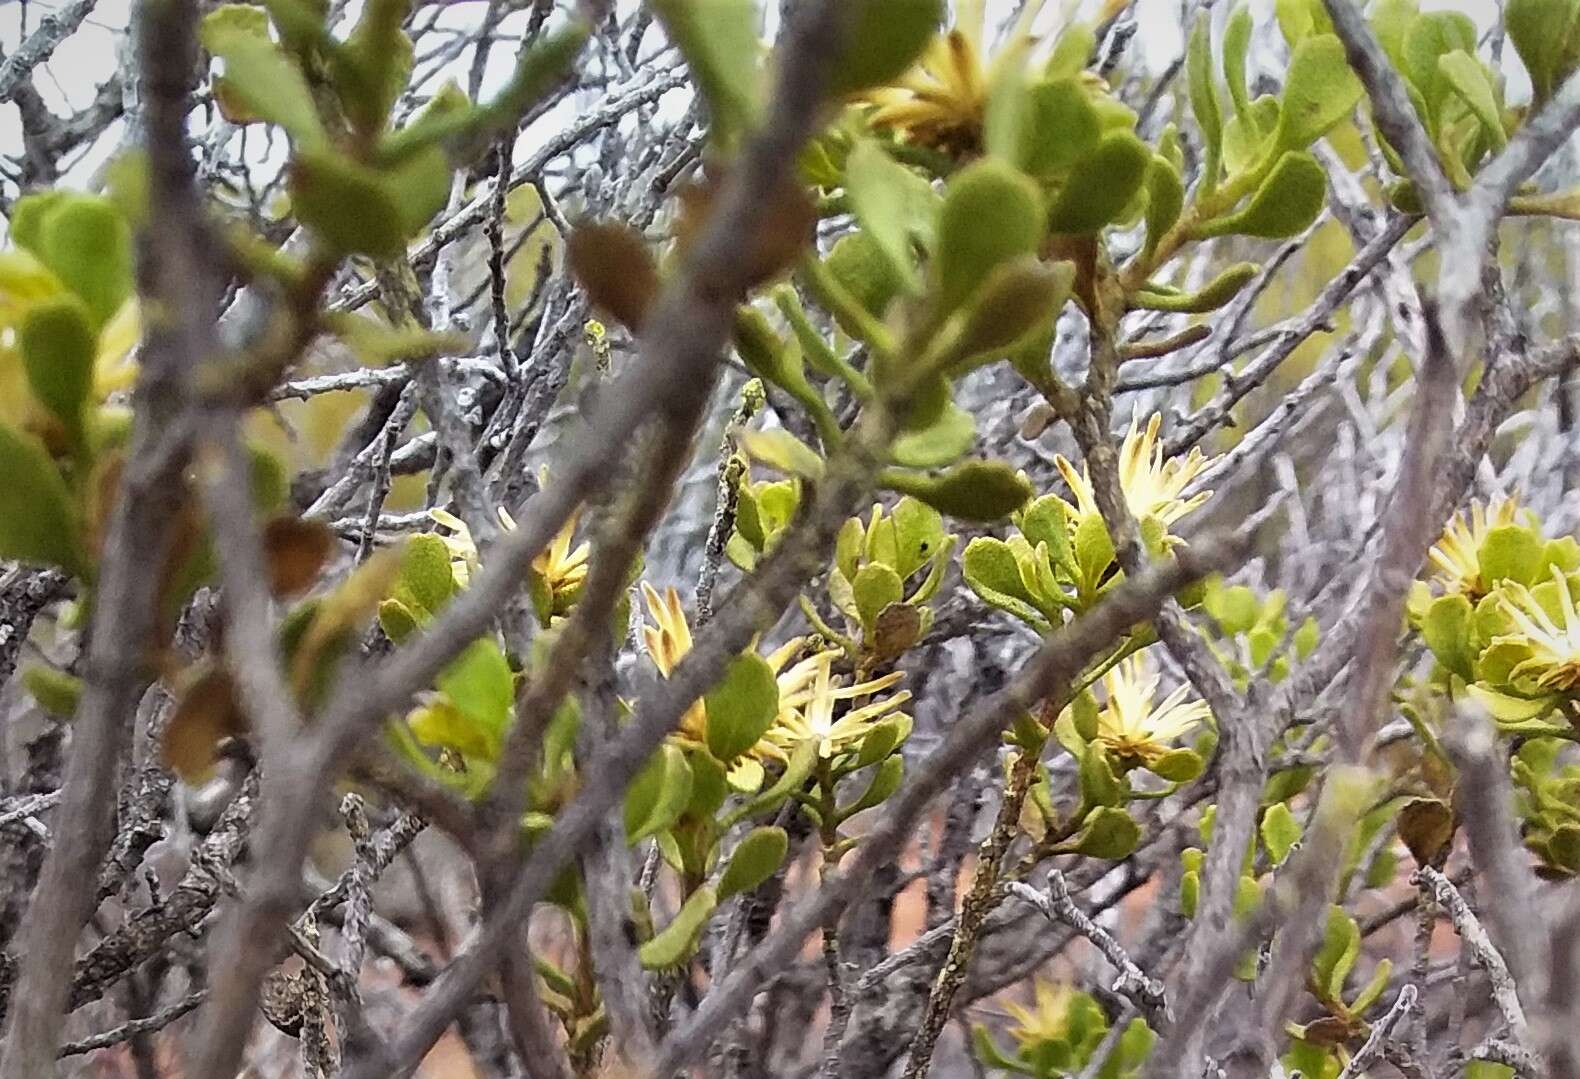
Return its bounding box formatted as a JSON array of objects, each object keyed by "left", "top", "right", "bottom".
[
  {"left": 640, "top": 582, "right": 708, "bottom": 744},
  {"left": 1497, "top": 566, "right": 1580, "bottom": 692},
  {"left": 531, "top": 507, "right": 590, "bottom": 615},
  {"left": 1088, "top": 655, "right": 1209, "bottom": 764},
  {"left": 1429, "top": 496, "right": 1523, "bottom": 598},
  {"left": 429, "top": 505, "right": 519, "bottom": 590},
  {"left": 763, "top": 647, "right": 910, "bottom": 759},
  {"left": 1004, "top": 980, "right": 1078, "bottom": 1047},
  {"left": 1054, "top": 413, "right": 1213, "bottom": 538},
  {"left": 0, "top": 250, "right": 141, "bottom": 441},
  {"left": 858, "top": 0, "right": 1049, "bottom": 156},
  {"left": 640, "top": 590, "right": 837, "bottom": 788}
]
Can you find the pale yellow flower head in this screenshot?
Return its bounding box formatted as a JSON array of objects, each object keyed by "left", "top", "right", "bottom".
[
  {"left": 1054, "top": 413, "right": 1213, "bottom": 538},
  {"left": 1004, "top": 980, "right": 1078, "bottom": 1047},
  {"left": 640, "top": 581, "right": 709, "bottom": 746},
  {"left": 1497, "top": 566, "right": 1580, "bottom": 692},
  {"left": 763, "top": 648, "right": 910, "bottom": 760},
  {"left": 531, "top": 507, "right": 590, "bottom": 608},
  {"left": 857, "top": 0, "right": 1051, "bottom": 156},
  {"left": 1429, "top": 496, "right": 1524, "bottom": 598},
  {"left": 428, "top": 505, "right": 518, "bottom": 590},
  {"left": 1090, "top": 655, "right": 1209, "bottom": 763}
]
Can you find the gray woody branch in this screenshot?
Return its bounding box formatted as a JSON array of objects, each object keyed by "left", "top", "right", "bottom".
[{"left": 1007, "top": 873, "right": 1170, "bottom": 1031}]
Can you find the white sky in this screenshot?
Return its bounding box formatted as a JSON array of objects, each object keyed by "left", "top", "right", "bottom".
[{"left": 0, "top": 0, "right": 1519, "bottom": 196}]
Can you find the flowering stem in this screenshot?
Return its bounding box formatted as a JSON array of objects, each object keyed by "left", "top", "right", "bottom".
[{"left": 901, "top": 691, "right": 1070, "bottom": 1078}]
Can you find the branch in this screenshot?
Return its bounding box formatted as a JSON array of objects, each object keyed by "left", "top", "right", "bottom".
[
  {"left": 200, "top": 6, "right": 857, "bottom": 1074},
  {"left": 1007, "top": 873, "right": 1170, "bottom": 1031},
  {"left": 653, "top": 533, "right": 1251, "bottom": 1078},
  {"left": 0, "top": 0, "right": 223, "bottom": 1069},
  {"left": 1337, "top": 985, "right": 1419, "bottom": 1079},
  {"left": 1320, "top": 0, "right": 1454, "bottom": 222},
  {"left": 1413, "top": 867, "right": 1532, "bottom": 1051},
  {"left": 0, "top": 0, "right": 98, "bottom": 102}
]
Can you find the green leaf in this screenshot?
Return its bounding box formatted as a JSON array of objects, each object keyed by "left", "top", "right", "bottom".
[
  {"left": 1080, "top": 742, "right": 1124, "bottom": 807},
  {"left": 34, "top": 195, "right": 134, "bottom": 329},
  {"left": 828, "top": 0, "right": 942, "bottom": 96},
  {"left": 378, "top": 80, "right": 476, "bottom": 164},
  {"left": 1293, "top": 615, "right": 1319, "bottom": 658},
  {"left": 437, "top": 637, "right": 513, "bottom": 751},
  {"left": 1020, "top": 78, "right": 1102, "bottom": 177},
  {"left": 1507, "top": 0, "right": 1577, "bottom": 104},
  {"left": 1313, "top": 905, "right": 1360, "bottom": 1000},
  {"left": 1480, "top": 524, "right": 1544, "bottom": 588},
  {"left": 1350, "top": 958, "right": 1393, "bottom": 1014},
  {"left": 736, "top": 427, "right": 824, "bottom": 479},
  {"left": 20, "top": 296, "right": 96, "bottom": 440},
  {"left": 971, "top": 1025, "right": 1028, "bottom": 1073},
  {"left": 1369, "top": 0, "right": 1419, "bottom": 70},
  {"left": 1465, "top": 683, "right": 1556, "bottom": 726},
  {"left": 334, "top": 0, "right": 414, "bottom": 134},
  {"left": 1260, "top": 801, "right": 1302, "bottom": 865},
  {"left": 1073, "top": 512, "right": 1115, "bottom": 591},
  {"left": 1046, "top": 22, "right": 1096, "bottom": 79},
  {"left": 625, "top": 743, "right": 695, "bottom": 843},
  {"left": 852, "top": 563, "right": 904, "bottom": 634},
  {"left": 704, "top": 652, "right": 780, "bottom": 762},
  {"left": 839, "top": 754, "right": 904, "bottom": 818},
  {"left": 1046, "top": 130, "right": 1151, "bottom": 234},
  {"left": 638, "top": 884, "right": 718, "bottom": 969},
  {"left": 201, "top": 3, "right": 271, "bottom": 50},
  {"left": 882, "top": 460, "right": 1033, "bottom": 522},
  {"left": 1275, "top": 0, "right": 1333, "bottom": 45},
  {"left": 891, "top": 497, "right": 946, "bottom": 580},
  {"left": 207, "top": 31, "right": 328, "bottom": 150},
  {"left": 855, "top": 714, "right": 910, "bottom": 768},
  {"left": 1222, "top": 6, "right": 1254, "bottom": 117},
  {"left": 383, "top": 145, "right": 453, "bottom": 238},
  {"left": 22, "top": 663, "right": 81, "bottom": 718},
  {"left": 1144, "top": 155, "right": 1184, "bottom": 257},
  {"left": 889, "top": 399, "right": 976, "bottom": 469},
  {"left": 935, "top": 159, "right": 1043, "bottom": 313},
  {"left": 725, "top": 738, "right": 817, "bottom": 825},
  {"left": 717, "top": 827, "right": 789, "bottom": 899},
  {"left": 825, "top": 231, "right": 905, "bottom": 322},
  {"left": 961, "top": 537, "right": 1050, "bottom": 630},
  {"left": 394, "top": 532, "right": 456, "bottom": 617},
  {"left": 949, "top": 257, "right": 1074, "bottom": 365},
  {"left": 378, "top": 598, "right": 420, "bottom": 643},
  {"left": 0, "top": 422, "right": 82, "bottom": 573},
  {"left": 1205, "top": 580, "right": 1259, "bottom": 635},
  {"left": 652, "top": 0, "right": 762, "bottom": 145},
  {"left": 1422, "top": 593, "right": 1474, "bottom": 679},
  {"left": 1198, "top": 151, "right": 1326, "bottom": 239},
  {"left": 1439, "top": 51, "right": 1506, "bottom": 149},
  {"left": 1275, "top": 35, "right": 1363, "bottom": 152},
  {"left": 1403, "top": 11, "right": 1478, "bottom": 124},
  {"left": 1133, "top": 262, "right": 1258, "bottom": 313},
  {"left": 1187, "top": 14, "right": 1222, "bottom": 189},
  {"left": 1147, "top": 747, "right": 1204, "bottom": 782},
  {"left": 290, "top": 151, "right": 407, "bottom": 259},
  {"left": 1071, "top": 806, "right": 1140, "bottom": 859},
  {"left": 844, "top": 140, "right": 937, "bottom": 294}
]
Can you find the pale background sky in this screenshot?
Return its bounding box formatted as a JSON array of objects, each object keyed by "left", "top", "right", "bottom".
[{"left": 0, "top": 0, "right": 1515, "bottom": 199}]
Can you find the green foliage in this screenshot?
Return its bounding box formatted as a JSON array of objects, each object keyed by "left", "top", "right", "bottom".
[
  {"left": 704, "top": 653, "right": 780, "bottom": 763},
  {"left": 935, "top": 160, "right": 1044, "bottom": 313},
  {"left": 717, "top": 826, "right": 790, "bottom": 899},
  {"left": 651, "top": 0, "right": 762, "bottom": 145},
  {"left": 0, "top": 422, "right": 83, "bottom": 573},
  {"left": 974, "top": 982, "right": 1152, "bottom": 1078}
]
